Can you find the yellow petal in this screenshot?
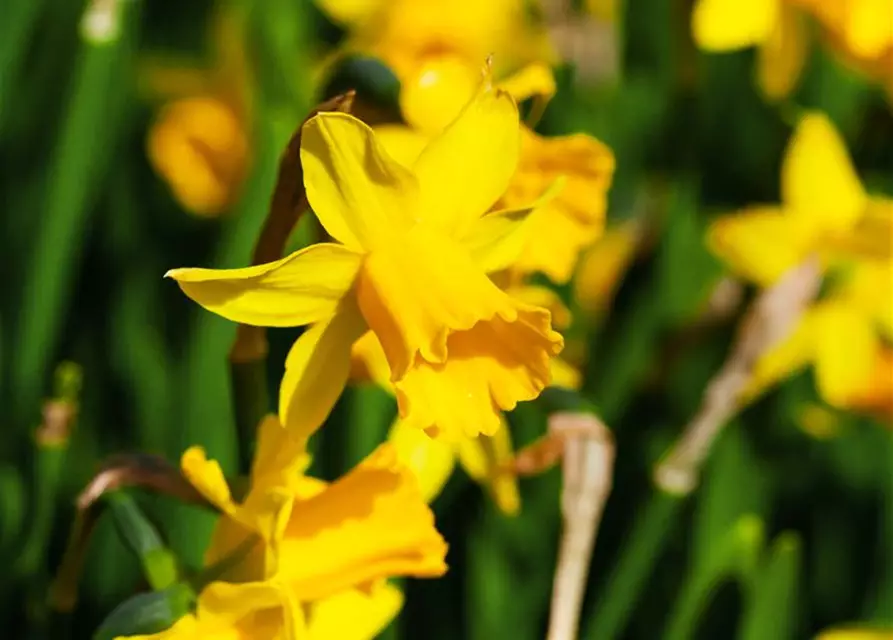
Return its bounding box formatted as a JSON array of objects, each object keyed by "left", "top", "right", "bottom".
[
  {"left": 461, "top": 178, "right": 565, "bottom": 274},
  {"left": 279, "top": 298, "right": 368, "bottom": 442},
  {"left": 400, "top": 54, "right": 483, "bottom": 134},
  {"left": 356, "top": 225, "right": 519, "bottom": 380},
  {"left": 349, "top": 330, "right": 393, "bottom": 389},
  {"left": 412, "top": 77, "right": 521, "bottom": 236},
  {"left": 305, "top": 583, "right": 404, "bottom": 640},
  {"left": 782, "top": 112, "right": 867, "bottom": 233},
  {"left": 822, "top": 197, "right": 893, "bottom": 264},
  {"left": 181, "top": 447, "right": 237, "bottom": 515},
  {"left": 757, "top": 2, "right": 809, "bottom": 100},
  {"left": 198, "top": 580, "right": 294, "bottom": 639},
  {"left": 550, "top": 356, "right": 583, "bottom": 391},
  {"left": 814, "top": 303, "right": 880, "bottom": 408},
  {"left": 165, "top": 243, "right": 362, "bottom": 327},
  {"left": 692, "top": 0, "right": 779, "bottom": 50},
  {"left": 394, "top": 302, "right": 563, "bottom": 441},
  {"left": 455, "top": 419, "right": 520, "bottom": 515},
  {"left": 706, "top": 206, "right": 817, "bottom": 286},
  {"left": 300, "top": 112, "right": 419, "bottom": 251},
  {"left": 845, "top": 0, "right": 893, "bottom": 59},
  {"left": 574, "top": 220, "right": 640, "bottom": 316},
  {"left": 740, "top": 309, "right": 819, "bottom": 405},
  {"left": 250, "top": 415, "right": 312, "bottom": 492},
  {"left": 496, "top": 62, "right": 557, "bottom": 103},
  {"left": 372, "top": 124, "right": 429, "bottom": 167},
  {"left": 815, "top": 627, "right": 893, "bottom": 640},
  {"left": 844, "top": 347, "right": 893, "bottom": 419},
  {"left": 499, "top": 129, "right": 614, "bottom": 282},
  {"left": 834, "top": 260, "right": 893, "bottom": 338},
  {"left": 277, "top": 444, "right": 448, "bottom": 601},
  {"left": 388, "top": 417, "right": 457, "bottom": 504},
  {"left": 507, "top": 284, "right": 572, "bottom": 330}
]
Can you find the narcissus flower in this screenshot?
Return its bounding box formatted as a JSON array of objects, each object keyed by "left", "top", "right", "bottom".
[
  {"left": 709, "top": 112, "right": 893, "bottom": 411},
  {"left": 315, "top": 0, "right": 557, "bottom": 132},
  {"left": 118, "top": 416, "right": 446, "bottom": 640},
  {"left": 692, "top": 0, "right": 893, "bottom": 100},
  {"left": 167, "top": 77, "right": 564, "bottom": 442}
]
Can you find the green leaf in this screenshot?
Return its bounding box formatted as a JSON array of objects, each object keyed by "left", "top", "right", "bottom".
[
  {"left": 92, "top": 583, "right": 196, "bottom": 640},
  {"left": 738, "top": 533, "right": 802, "bottom": 640},
  {"left": 105, "top": 493, "right": 178, "bottom": 591}
]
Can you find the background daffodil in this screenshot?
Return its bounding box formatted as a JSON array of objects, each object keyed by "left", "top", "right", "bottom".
[
  {"left": 167, "top": 75, "right": 563, "bottom": 443},
  {"left": 709, "top": 112, "right": 893, "bottom": 410}
]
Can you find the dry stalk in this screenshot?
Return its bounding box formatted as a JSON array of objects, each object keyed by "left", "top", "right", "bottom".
[
  {"left": 654, "top": 257, "right": 823, "bottom": 495},
  {"left": 545, "top": 413, "right": 615, "bottom": 640}
]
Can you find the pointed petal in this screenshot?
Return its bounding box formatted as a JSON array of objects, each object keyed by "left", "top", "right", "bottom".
[
  {"left": 782, "top": 112, "right": 867, "bottom": 232},
  {"left": 497, "top": 63, "right": 557, "bottom": 104},
  {"left": 300, "top": 112, "right": 419, "bottom": 250},
  {"left": 372, "top": 124, "right": 428, "bottom": 167},
  {"left": 462, "top": 178, "right": 564, "bottom": 274},
  {"left": 305, "top": 583, "right": 404, "bottom": 640},
  {"left": 412, "top": 78, "right": 521, "bottom": 235},
  {"left": 279, "top": 298, "right": 368, "bottom": 442},
  {"left": 692, "top": 0, "right": 779, "bottom": 49},
  {"left": 395, "top": 303, "right": 563, "bottom": 441},
  {"left": 706, "top": 206, "right": 817, "bottom": 286},
  {"left": 166, "top": 243, "right": 362, "bottom": 327},
  {"left": 277, "top": 444, "right": 448, "bottom": 601},
  {"left": 814, "top": 304, "right": 879, "bottom": 408},
  {"left": 757, "top": 2, "right": 808, "bottom": 100},
  {"left": 455, "top": 420, "right": 520, "bottom": 515},
  {"left": 198, "top": 580, "right": 291, "bottom": 638},
  {"left": 180, "top": 447, "right": 237, "bottom": 515},
  {"left": 388, "top": 418, "right": 456, "bottom": 504},
  {"left": 350, "top": 330, "right": 393, "bottom": 389}
]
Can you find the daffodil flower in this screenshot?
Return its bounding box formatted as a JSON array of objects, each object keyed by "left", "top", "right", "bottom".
[
  {"left": 692, "top": 0, "right": 893, "bottom": 100},
  {"left": 143, "top": 4, "right": 253, "bottom": 215},
  {"left": 708, "top": 112, "right": 893, "bottom": 410},
  {"left": 167, "top": 77, "right": 564, "bottom": 443},
  {"left": 117, "top": 416, "right": 446, "bottom": 640}
]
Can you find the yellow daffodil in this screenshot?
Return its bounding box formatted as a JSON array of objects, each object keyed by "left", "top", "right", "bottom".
[
  {"left": 119, "top": 416, "right": 446, "bottom": 640},
  {"left": 315, "top": 0, "right": 557, "bottom": 132},
  {"left": 708, "top": 112, "right": 893, "bottom": 410},
  {"left": 574, "top": 220, "right": 642, "bottom": 316},
  {"left": 143, "top": 4, "right": 252, "bottom": 216},
  {"left": 166, "top": 75, "right": 564, "bottom": 443},
  {"left": 692, "top": 0, "right": 893, "bottom": 100}
]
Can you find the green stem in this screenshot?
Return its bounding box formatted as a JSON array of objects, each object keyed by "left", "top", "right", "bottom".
[
  {"left": 0, "top": 0, "right": 46, "bottom": 136},
  {"left": 11, "top": 0, "right": 138, "bottom": 427},
  {"left": 582, "top": 492, "right": 683, "bottom": 640}
]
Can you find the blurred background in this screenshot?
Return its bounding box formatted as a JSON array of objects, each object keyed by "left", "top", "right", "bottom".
[{"left": 1, "top": 0, "right": 891, "bottom": 638}]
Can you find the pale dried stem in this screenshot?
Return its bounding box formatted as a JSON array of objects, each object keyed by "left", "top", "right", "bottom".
[
  {"left": 654, "top": 257, "right": 823, "bottom": 495},
  {"left": 547, "top": 413, "right": 616, "bottom": 640}
]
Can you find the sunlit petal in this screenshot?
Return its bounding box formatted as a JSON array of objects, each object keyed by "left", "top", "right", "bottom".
[
  {"left": 301, "top": 113, "right": 419, "bottom": 250},
  {"left": 277, "top": 444, "right": 448, "bottom": 601},
  {"left": 757, "top": 2, "right": 808, "bottom": 100},
  {"left": 165, "top": 243, "right": 362, "bottom": 327},
  {"left": 305, "top": 583, "right": 404, "bottom": 640},
  {"left": 782, "top": 112, "right": 867, "bottom": 233},
  {"left": 388, "top": 417, "right": 457, "bottom": 504},
  {"left": 279, "top": 298, "right": 368, "bottom": 442},
  {"left": 692, "top": 0, "right": 779, "bottom": 50},
  {"left": 395, "top": 303, "right": 563, "bottom": 440}
]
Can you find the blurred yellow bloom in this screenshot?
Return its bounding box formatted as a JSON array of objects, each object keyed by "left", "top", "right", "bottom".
[
  {"left": 816, "top": 627, "right": 893, "bottom": 640},
  {"left": 574, "top": 220, "right": 641, "bottom": 316},
  {"left": 118, "top": 416, "right": 445, "bottom": 639},
  {"left": 692, "top": 0, "right": 893, "bottom": 99},
  {"left": 316, "top": 0, "right": 556, "bottom": 132},
  {"left": 709, "top": 112, "right": 893, "bottom": 410},
  {"left": 166, "top": 76, "right": 563, "bottom": 443},
  {"left": 143, "top": 5, "right": 252, "bottom": 216}
]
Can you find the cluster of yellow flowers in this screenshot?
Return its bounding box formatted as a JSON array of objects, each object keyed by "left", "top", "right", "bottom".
[
  {"left": 126, "top": 2, "right": 616, "bottom": 638},
  {"left": 129, "top": 0, "right": 892, "bottom": 637}
]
